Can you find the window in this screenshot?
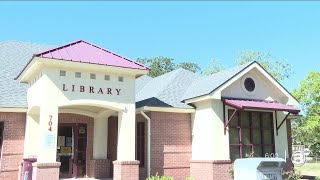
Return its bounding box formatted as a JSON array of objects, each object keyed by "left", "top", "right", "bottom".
[
  {"left": 75, "top": 72, "right": 81, "bottom": 78},
  {"left": 60, "top": 70, "right": 66, "bottom": 76},
  {"left": 90, "top": 73, "right": 96, "bottom": 79},
  {"left": 105, "top": 75, "right": 110, "bottom": 81},
  {"left": 228, "top": 110, "right": 275, "bottom": 161},
  {"left": 118, "top": 76, "right": 124, "bottom": 82},
  {"left": 0, "top": 123, "right": 4, "bottom": 157},
  {"left": 244, "top": 78, "right": 255, "bottom": 92},
  {"left": 136, "top": 122, "right": 145, "bottom": 167}
]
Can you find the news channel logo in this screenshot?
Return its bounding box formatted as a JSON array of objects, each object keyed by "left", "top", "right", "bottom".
[{"left": 291, "top": 145, "right": 310, "bottom": 167}]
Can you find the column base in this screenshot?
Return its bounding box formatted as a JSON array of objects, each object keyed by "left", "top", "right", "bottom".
[
  {"left": 190, "top": 160, "right": 232, "bottom": 180},
  {"left": 32, "top": 162, "right": 61, "bottom": 180},
  {"left": 88, "top": 159, "right": 111, "bottom": 178},
  {"left": 113, "top": 160, "right": 140, "bottom": 180}
]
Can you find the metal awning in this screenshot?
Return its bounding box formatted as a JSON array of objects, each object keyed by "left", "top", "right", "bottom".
[
  {"left": 223, "top": 99, "right": 300, "bottom": 114},
  {"left": 222, "top": 99, "right": 300, "bottom": 135}
]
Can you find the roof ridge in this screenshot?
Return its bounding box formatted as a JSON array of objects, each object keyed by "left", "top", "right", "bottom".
[
  {"left": 80, "top": 40, "right": 150, "bottom": 70},
  {"left": 34, "top": 40, "right": 150, "bottom": 70},
  {"left": 205, "top": 61, "right": 254, "bottom": 77}
]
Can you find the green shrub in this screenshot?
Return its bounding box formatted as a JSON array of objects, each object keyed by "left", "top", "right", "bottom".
[
  {"left": 315, "top": 176, "right": 320, "bottom": 180},
  {"left": 145, "top": 173, "right": 174, "bottom": 180},
  {"left": 227, "top": 164, "right": 234, "bottom": 180},
  {"left": 282, "top": 170, "right": 301, "bottom": 180}
]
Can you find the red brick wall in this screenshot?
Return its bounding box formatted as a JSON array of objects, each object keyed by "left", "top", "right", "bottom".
[
  {"left": 149, "top": 112, "right": 192, "bottom": 180},
  {"left": 190, "top": 160, "right": 232, "bottom": 180},
  {"left": 0, "top": 112, "right": 26, "bottom": 180},
  {"left": 113, "top": 160, "right": 139, "bottom": 180}
]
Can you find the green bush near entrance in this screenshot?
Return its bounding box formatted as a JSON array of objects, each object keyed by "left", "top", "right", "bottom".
[
  {"left": 145, "top": 173, "right": 195, "bottom": 180},
  {"left": 145, "top": 173, "right": 173, "bottom": 180}
]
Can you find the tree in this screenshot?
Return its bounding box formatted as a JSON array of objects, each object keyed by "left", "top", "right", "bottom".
[
  {"left": 177, "top": 62, "right": 201, "bottom": 73},
  {"left": 237, "top": 50, "right": 292, "bottom": 82},
  {"left": 137, "top": 57, "right": 176, "bottom": 77},
  {"left": 292, "top": 72, "right": 320, "bottom": 156},
  {"left": 137, "top": 56, "right": 201, "bottom": 77},
  {"left": 138, "top": 51, "right": 292, "bottom": 81},
  {"left": 203, "top": 59, "right": 225, "bottom": 75}
]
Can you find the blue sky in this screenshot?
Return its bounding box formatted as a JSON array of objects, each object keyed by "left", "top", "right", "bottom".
[{"left": 1, "top": 1, "right": 319, "bottom": 92}]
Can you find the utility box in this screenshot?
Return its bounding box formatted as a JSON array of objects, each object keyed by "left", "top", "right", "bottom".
[{"left": 234, "top": 158, "right": 285, "bottom": 180}]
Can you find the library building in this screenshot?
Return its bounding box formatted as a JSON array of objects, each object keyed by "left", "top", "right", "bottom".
[{"left": 0, "top": 40, "right": 300, "bottom": 180}]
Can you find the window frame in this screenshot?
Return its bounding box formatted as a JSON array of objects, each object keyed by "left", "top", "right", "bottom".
[{"left": 228, "top": 110, "right": 275, "bottom": 161}]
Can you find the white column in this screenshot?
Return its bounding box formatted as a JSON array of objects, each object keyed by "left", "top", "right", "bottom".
[
  {"left": 191, "top": 101, "right": 215, "bottom": 160},
  {"left": 23, "top": 112, "right": 40, "bottom": 157},
  {"left": 191, "top": 100, "right": 229, "bottom": 160},
  {"left": 37, "top": 105, "right": 59, "bottom": 162},
  {"left": 274, "top": 111, "right": 289, "bottom": 159},
  {"left": 93, "top": 117, "right": 108, "bottom": 159},
  {"left": 117, "top": 104, "right": 136, "bottom": 161}
]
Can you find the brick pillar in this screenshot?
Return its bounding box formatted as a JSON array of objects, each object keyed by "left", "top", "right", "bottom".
[
  {"left": 283, "top": 158, "right": 294, "bottom": 172},
  {"left": 32, "top": 162, "right": 61, "bottom": 180},
  {"left": 190, "top": 160, "right": 232, "bottom": 180},
  {"left": 113, "top": 160, "right": 140, "bottom": 180},
  {"left": 89, "top": 159, "right": 111, "bottom": 178}
]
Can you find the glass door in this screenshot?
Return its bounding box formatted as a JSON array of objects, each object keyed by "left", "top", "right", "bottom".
[
  {"left": 74, "top": 123, "right": 87, "bottom": 177},
  {"left": 57, "top": 123, "right": 87, "bottom": 178},
  {"left": 57, "top": 125, "right": 73, "bottom": 178}
]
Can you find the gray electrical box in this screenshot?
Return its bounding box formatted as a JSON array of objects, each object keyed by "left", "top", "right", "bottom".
[{"left": 234, "top": 158, "right": 285, "bottom": 180}]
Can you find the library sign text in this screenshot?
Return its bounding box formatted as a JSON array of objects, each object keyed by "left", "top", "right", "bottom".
[{"left": 62, "top": 84, "right": 122, "bottom": 95}]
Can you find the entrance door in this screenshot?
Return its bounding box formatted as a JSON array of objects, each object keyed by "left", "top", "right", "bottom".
[{"left": 57, "top": 123, "right": 87, "bottom": 178}]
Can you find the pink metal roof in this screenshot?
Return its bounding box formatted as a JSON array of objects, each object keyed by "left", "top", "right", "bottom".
[
  {"left": 33, "top": 40, "right": 150, "bottom": 70},
  {"left": 224, "top": 99, "right": 300, "bottom": 114}
]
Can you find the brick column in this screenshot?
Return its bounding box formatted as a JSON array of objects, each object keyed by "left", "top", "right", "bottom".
[
  {"left": 190, "top": 160, "right": 232, "bottom": 180},
  {"left": 89, "top": 159, "right": 111, "bottom": 178},
  {"left": 113, "top": 161, "right": 140, "bottom": 180},
  {"left": 32, "top": 162, "right": 61, "bottom": 180}
]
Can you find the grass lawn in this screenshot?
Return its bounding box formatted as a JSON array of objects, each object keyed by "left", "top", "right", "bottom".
[{"left": 295, "top": 163, "right": 320, "bottom": 177}]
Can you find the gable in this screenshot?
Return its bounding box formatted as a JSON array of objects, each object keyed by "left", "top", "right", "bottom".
[
  {"left": 215, "top": 63, "right": 298, "bottom": 106},
  {"left": 221, "top": 68, "right": 288, "bottom": 104}
]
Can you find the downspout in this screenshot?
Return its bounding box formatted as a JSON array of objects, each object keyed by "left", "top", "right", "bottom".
[{"left": 140, "top": 111, "right": 151, "bottom": 177}]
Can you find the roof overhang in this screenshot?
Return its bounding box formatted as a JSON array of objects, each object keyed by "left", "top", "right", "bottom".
[
  {"left": 136, "top": 106, "right": 195, "bottom": 114},
  {"left": 0, "top": 107, "right": 27, "bottom": 113},
  {"left": 16, "top": 57, "right": 149, "bottom": 83},
  {"left": 223, "top": 98, "right": 300, "bottom": 114}
]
